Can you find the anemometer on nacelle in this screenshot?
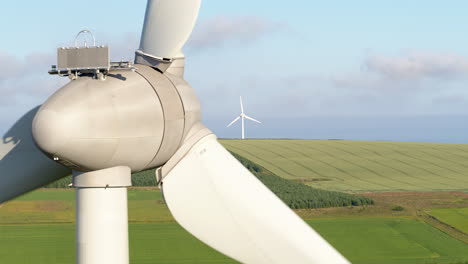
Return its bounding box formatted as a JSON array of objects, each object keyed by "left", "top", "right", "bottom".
[{"left": 48, "top": 30, "right": 134, "bottom": 80}]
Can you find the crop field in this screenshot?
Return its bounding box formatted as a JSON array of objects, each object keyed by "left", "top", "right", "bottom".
[
  {"left": 311, "top": 218, "right": 468, "bottom": 264},
  {"left": 429, "top": 208, "right": 468, "bottom": 234},
  {"left": 0, "top": 223, "right": 236, "bottom": 264},
  {"left": 1, "top": 218, "right": 467, "bottom": 264},
  {"left": 16, "top": 188, "right": 163, "bottom": 201},
  {"left": 0, "top": 189, "right": 172, "bottom": 224},
  {"left": 1, "top": 189, "right": 468, "bottom": 264},
  {"left": 2, "top": 142, "right": 468, "bottom": 263},
  {"left": 221, "top": 139, "right": 468, "bottom": 192}
]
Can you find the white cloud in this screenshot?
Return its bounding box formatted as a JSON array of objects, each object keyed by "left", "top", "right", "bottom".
[
  {"left": 208, "top": 51, "right": 468, "bottom": 120},
  {"left": 364, "top": 52, "right": 468, "bottom": 80},
  {"left": 329, "top": 51, "right": 468, "bottom": 95},
  {"left": 188, "top": 16, "right": 285, "bottom": 50}
]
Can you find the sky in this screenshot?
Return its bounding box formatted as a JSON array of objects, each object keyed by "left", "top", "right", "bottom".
[{"left": 1, "top": 0, "right": 468, "bottom": 143}]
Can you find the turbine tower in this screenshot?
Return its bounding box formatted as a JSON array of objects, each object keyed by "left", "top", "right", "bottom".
[
  {"left": 0, "top": 1, "right": 350, "bottom": 264},
  {"left": 227, "top": 96, "right": 261, "bottom": 139}
]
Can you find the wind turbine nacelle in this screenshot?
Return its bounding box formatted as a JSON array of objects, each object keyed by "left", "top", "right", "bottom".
[{"left": 32, "top": 65, "right": 201, "bottom": 172}]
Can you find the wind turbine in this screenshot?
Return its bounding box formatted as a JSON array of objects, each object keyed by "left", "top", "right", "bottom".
[
  {"left": 0, "top": 1, "right": 350, "bottom": 264},
  {"left": 227, "top": 96, "right": 261, "bottom": 139}
]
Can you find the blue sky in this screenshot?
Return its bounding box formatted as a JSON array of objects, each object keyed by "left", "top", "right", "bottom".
[{"left": 1, "top": 1, "right": 468, "bottom": 142}]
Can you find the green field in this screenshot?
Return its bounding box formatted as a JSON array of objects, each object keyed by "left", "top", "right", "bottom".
[
  {"left": 1, "top": 189, "right": 468, "bottom": 264},
  {"left": 16, "top": 189, "right": 163, "bottom": 201},
  {"left": 0, "top": 189, "right": 172, "bottom": 224},
  {"left": 221, "top": 139, "right": 468, "bottom": 192},
  {"left": 429, "top": 208, "right": 468, "bottom": 234},
  {"left": 0, "top": 224, "right": 237, "bottom": 264},
  {"left": 3, "top": 139, "right": 468, "bottom": 263},
  {"left": 311, "top": 218, "right": 468, "bottom": 264},
  {"left": 1, "top": 218, "right": 467, "bottom": 264}
]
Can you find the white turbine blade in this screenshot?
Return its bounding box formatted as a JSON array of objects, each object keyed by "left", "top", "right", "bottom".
[
  {"left": 244, "top": 115, "right": 261, "bottom": 124},
  {"left": 0, "top": 107, "right": 71, "bottom": 203},
  {"left": 226, "top": 116, "right": 241, "bottom": 127},
  {"left": 240, "top": 96, "right": 244, "bottom": 114},
  {"left": 162, "top": 135, "right": 350, "bottom": 264},
  {"left": 139, "top": 0, "right": 202, "bottom": 59}
]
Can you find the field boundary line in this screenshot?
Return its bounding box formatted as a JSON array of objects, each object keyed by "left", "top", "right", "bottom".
[
  {"left": 287, "top": 141, "right": 389, "bottom": 189},
  {"left": 394, "top": 145, "right": 468, "bottom": 181},
  {"left": 290, "top": 142, "right": 396, "bottom": 190},
  {"left": 380, "top": 143, "right": 468, "bottom": 185},
  {"left": 246, "top": 141, "right": 325, "bottom": 178},
  {"left": 408, "top": 146, "right": 468, "bottom": 172},
  {"left": 324, "top": 142, "right": 421, "bottom": 189},
  {"left": 339, "top": 141, "right": 468, "bottom": 190},
  {"left": 418, "top": 211, "right": 468, "bottom": 244},
  {"left": 358, "top": 143, "right": 459, "bottom": 188},
  {"left": 270, "top": 142, "right": 371, "bottom": 190}
]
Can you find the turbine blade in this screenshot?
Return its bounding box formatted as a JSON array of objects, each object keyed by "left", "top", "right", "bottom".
[
  {"left": 244, "top": 115, "right": 261, "bottom": 124},
  {"left": 226, "top": 116, "right": 240, "bottom": 127},
  {"left": 240, "top": 96, "right": 244, "bottom": 114},
  {"left": 0, "top": 107, "right": 71, "bottom": 203},
  {"left": 139, "top": 0, "right": 202, "bottom": 58},
  {"left": 162, "top": 135, "right": 350, "bottom": 264}
]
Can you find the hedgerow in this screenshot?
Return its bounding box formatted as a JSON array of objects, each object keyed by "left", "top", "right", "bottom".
[{"left": 44, "top": 150, "right": 373, "bottom": 209}]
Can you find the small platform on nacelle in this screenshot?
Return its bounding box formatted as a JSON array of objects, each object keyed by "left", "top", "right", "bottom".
[
  {"left": 48, "top": 30, "right": 135, "bottom": 80},
  {"left": 49, "top": 46, "right": 135, "bottom": 80}
]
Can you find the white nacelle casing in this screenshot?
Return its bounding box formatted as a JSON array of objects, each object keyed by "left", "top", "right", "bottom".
[{"left": 32, "top": 65, "right": 202, "bottom": 172}]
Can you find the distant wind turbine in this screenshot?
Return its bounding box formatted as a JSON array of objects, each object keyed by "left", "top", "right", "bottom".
[{"left": 227, "top": 96, "right": 261, "bottom": 139}]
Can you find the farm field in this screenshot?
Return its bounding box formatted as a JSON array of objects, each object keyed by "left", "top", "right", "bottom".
[
  {"left": 311, "top": 217, "right": 468, "bottom": 264},
  {"left": 1, "top": 189, "right": 468, "bottom": 264},
  {"left": 221, "top": 139, "right": 468, "bottom": 192},
  {"left": 429, "top": 208, "right": 468, "bottom": 234},
  {"left": 0, "top": 189, "right": 172, "bottom": 224},
  {"left": 2, "top": 143, "right": 468, "bottom": 264},
  {"left": 1, "top": 219, "right": 468, "bottom": 264},
  {"left": 0, "top": 223, "right": 236, "bottom": 264}
]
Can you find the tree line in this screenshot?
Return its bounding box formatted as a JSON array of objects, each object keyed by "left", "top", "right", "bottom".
[{"left": 45, "top": 151, "right": 374, "bottom": 209}]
